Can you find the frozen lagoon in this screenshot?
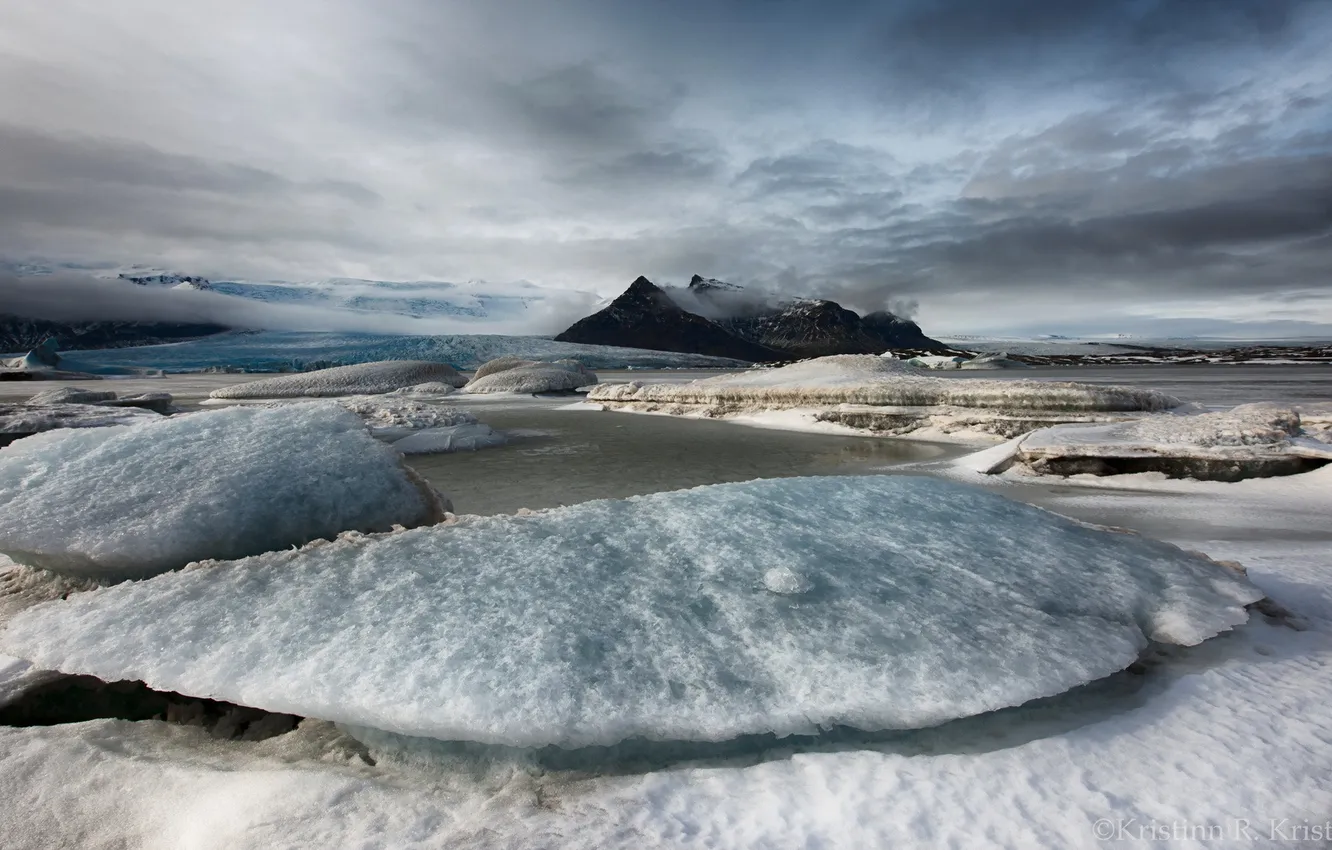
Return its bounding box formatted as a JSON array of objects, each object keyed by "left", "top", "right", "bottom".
[{"left": 2, "top": 364, "right": 1331, "bottom": 849}]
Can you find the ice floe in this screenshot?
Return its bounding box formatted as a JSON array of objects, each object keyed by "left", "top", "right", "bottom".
[
  {"left": 463, "top": 359, "right": 598, "bottom": 394},
  {"left": 390, "top": 424, "right": 507, "bottom": 454},
  {"left": 587, "top": 355, "right": 1181, "bottom": 441},
  {"left": 0, "top": 405, "right": 447, "bottom": 579},
  {"left": 2, "top": 476, "right": 1259, "bottom": 747},
  {"left": 961, "top": 404, "right": 1332, "bottom": 481},
  {"left": 0, "top": 402, "right": 162, "bottom": 445},
  {"left": 209, "top": 360, "right": 467, "bottom": 399}
]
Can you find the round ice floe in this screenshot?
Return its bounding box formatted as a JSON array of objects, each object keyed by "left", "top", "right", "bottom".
[
  {"left": 0, "top": 476, "right": 1261, "bottom": 748},
  {"left": 463, "top": 360, "right": 598, "bottom": 394},
  {"left": 0, "top": 405, "right": 446, "bottom": 579},
  {"left": 210, "top": 361, "right": 467, "bottom": 399}
]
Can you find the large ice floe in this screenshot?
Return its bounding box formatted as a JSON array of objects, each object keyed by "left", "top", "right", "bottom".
[
  {"left": 209, "top": 360, "right": 467, "bottom": 400},
  {"left": 587, "top": 355, "right": 1182, "bottom": 441},
  {"left": 0, "top": 405, "right": 446, "bottom": 579},
  {"left": 974, "top": 403, "right": 1332, "bottom": 481},
  {"left": 463, "top": 358, "right": 598, "bottom": 394},
  {"left": 1, "top": 476, "right": 1260, "bottom": 748}
]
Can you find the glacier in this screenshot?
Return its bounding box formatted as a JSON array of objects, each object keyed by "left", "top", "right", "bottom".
[
  {"left": 209, "top": 360, "right": 467, "bottom": 399},
  {"left": 0, "top": 405, "right": 447, "bottom": 579},
  {"left": 1, "top": 476, "right": 1259, "bottom": 748},
  {"left": 58, "top": 330, "right": 750, "bottom": 374}
]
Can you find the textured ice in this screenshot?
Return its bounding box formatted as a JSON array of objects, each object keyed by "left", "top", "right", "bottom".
[
  {"left": 387, "top": 381, "right": 457, "bottom": 396},
  {"left": 321, "top": 396, "right": 478, "bottom": 440},
  {"left": 2, "top": 476, "right": 1260, "bottom": 747},
  {"left": 588, "top": 355, "right": 1181, "bottom": 411},
  {"left": 391, "top": 424, "right": 508, "bottom": 454},
  {"left": 23, "top": 386, "right": 175, "bottom": 414},
  {"left": 26, "top": 387, "right": 119, "bottom": 405},
  {"left": 0, "top": 405, "right": 446, "bottom": 579},
  {"left": 463, "top": 359, "right": 598, "bottom": 394},
  {"left": 1016, "top": 404, "right": 1332, "bottom": 478},
  {"left": 0, "top": 402, "right": 161, "bottom": 437},
  {"left": 209, "top": 360, "right": 466, "bottom": 399}
]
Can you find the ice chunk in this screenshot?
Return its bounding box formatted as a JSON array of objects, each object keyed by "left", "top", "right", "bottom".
[
  {"left": 589, "top": 355, "right": 1179, "bottom": 412},
  {"left": 321, "top": 396, "right": 478, "bottom": 440},
  {"left": 209, "top": 360, "right": 466, "bottom": 399},
  {"left": 0, "top": 405, "right": 446, "bottom": 579},
  {"left": 391, "top": 424, "right": 507, "bottom": 454},
  {"left": 1, "top": 476, "right": 1260, "bottom": 748},
  {"left": 1017, "top": 404, "right": 1332, "bottom": 480},
  {"left": 471, "top": 356, "right": 534, "bottom": 380},
  {"left": 1, "top": 402, "right": 161, "bottom": 443},
  {"left": 23, "top": 387, "right": 175, "bottom": 414},
  {"left": 26, "top": 387, "right": 118, "bottom": 405},
  {"left": 464, "top": 360, "right": 598, "bottom": 394}
]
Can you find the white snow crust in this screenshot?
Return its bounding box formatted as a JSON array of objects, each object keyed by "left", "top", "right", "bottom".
[
  {"left": 0, "top": 405, "right": 446, "bottom": 579},
  {"left": 209, "top": 360, "right": 466, "bottom": 399},
  {"left": 588, "top": 355, "right": 1180, "bottom": 411},
  {"left": 2, "top": 476, "right": 1259, "bottom": 747}
]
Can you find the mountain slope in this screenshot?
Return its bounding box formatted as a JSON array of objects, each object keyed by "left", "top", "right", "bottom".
[
  {"left": 0, "top": 315, "right": 229, "bottom": 354},
  {"left": 555, "top": 277, "right": 782, "bottom": 362}
]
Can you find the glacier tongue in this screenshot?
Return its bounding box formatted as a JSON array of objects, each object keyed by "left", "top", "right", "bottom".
[{"left": 0, "top": 476, "right": 1260, "bottom": 748}]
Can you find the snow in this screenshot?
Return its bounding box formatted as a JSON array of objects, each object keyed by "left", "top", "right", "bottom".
[
  {"left": 210, "top": 360, "right": 467, "bottom": 399},
  {"left": 63, "top": 330, "right": 748, "bottom": 374},
  {"left": 0, "top": 405, "right": 447, "bottom": 579},
  {"left": 463, "top": 359, "right": 598, "bottom": 394},
  {"left": 2, "top": 476, "right": 1259, "bottom": 749},
  {"left": 588, "top": 355, "right": 1181, "bottom": 412}
]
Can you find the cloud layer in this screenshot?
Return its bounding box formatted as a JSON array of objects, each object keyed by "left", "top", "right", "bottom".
[{"left": 2, "top": 0, "right": 1330, "bottom": 335}]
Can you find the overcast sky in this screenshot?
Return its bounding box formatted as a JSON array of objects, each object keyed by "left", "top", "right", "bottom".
[{"left": 2, "top": 0, "right": 1330, "bottom": 336}]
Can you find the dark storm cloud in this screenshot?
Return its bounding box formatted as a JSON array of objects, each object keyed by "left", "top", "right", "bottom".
[{"left": 1, "top": 0, "right": 1330, "bottom": 332}]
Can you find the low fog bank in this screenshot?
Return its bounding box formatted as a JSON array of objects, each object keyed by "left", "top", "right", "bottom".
[{"left": 0, "top": 273, "right": 593, "bottom": 337}]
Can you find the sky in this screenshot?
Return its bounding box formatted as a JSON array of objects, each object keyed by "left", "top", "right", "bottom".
[{"left": 1, "top": 0, "right": 1331, "bottom": 337}]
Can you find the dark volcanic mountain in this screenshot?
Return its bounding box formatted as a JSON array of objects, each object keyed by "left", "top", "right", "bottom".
[
  {"left": 0, "top": 315, "right": 229, "bottom": 354},
  {"left": 685, "top": 275, "right": 946, "bottom": 356},
  {"left": 554, "top": 277, "right": 782, "bottom": 362},
  {"left": 722, "top": 299, "right": 900, "bottom": 358},
  {"left": 860, "top": 310, "right": 944, "bottom": 350}
]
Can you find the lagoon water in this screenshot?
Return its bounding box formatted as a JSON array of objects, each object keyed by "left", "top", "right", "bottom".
[{"left": 4, "top": 363, "right": 1329, "bottom": 516}]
